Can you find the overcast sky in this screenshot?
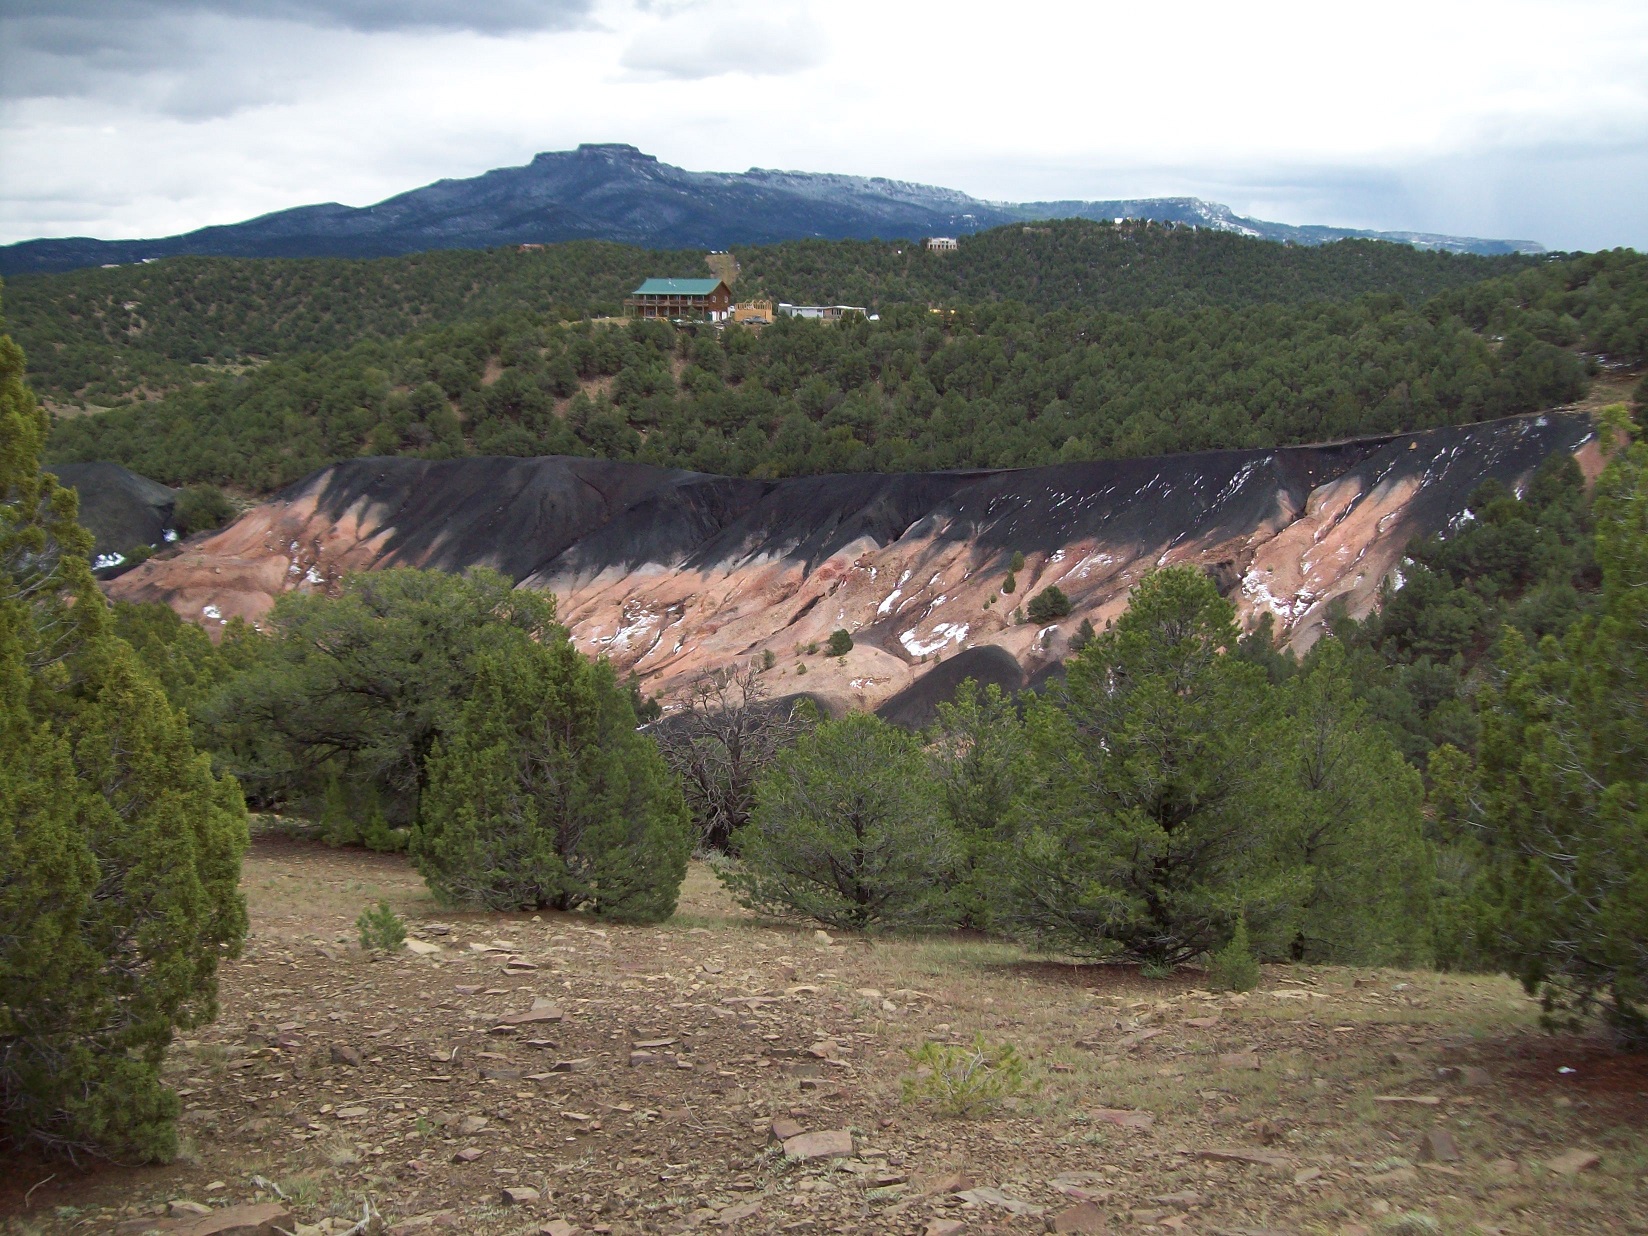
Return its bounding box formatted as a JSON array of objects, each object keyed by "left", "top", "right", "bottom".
[{"left": 1, "top": 0, "right": 1644, "bottom": 251}]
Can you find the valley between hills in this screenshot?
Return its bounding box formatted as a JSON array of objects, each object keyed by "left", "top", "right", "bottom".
[{"left": 5, "top": 182, "right": 1648, "bottom": 1236}]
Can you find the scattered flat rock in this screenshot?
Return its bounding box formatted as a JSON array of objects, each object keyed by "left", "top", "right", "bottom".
[
  {"left": 1150, "top": 1190, "right": 1201, "bottom": 1205},
  {"left": 174, "top": 1205, "right": 294, "bottom": 1236},
  {"left": 497, "top": 998, "right": 563, "bottom": 1025},
  {"left": 1049, "top": 1200, "right": 1108, "bottom": 1232},
  {"left": 329, "top": 1044, "right": 363, "bottom": 1067},
  {"left": 925, "top": 1222, "right": 966, "bottom": 1236},
  {"left": 539, "top": 1223, "right": 578, "bottom": 1236},
  {"left": 169, "top": 1202, "right": 214, "bottom": 1218},
  {"left": 1546, "top": 1149, "right": 1601, "bottom": 1175},
  {"left": 1117, "top": 1028, "right": 1162, "bottom": 1049},
  {"left": 955, "top": 1187, "right": 1043, "bottom": 1216},
  {"left": 1189, "top": 1147, "right": 1291, "bottom": 1168},
  {"left": 385, "top": 1213, "right": 456, "bottom": 1236},
  {"left": 404, "top": 939, "right": 442, "bottom": 956},
  {"left": 1368, "top": 1166, "right": 1419, "bottom": 1186},
  {"left": 456, "top": 1115, "right": 489, "bottom": 1135},
  {"left": 1184, "top": 1016, "right": 1220, "bottom": 1028},
  {"left": 770, "top": 1117, "right": 805, "bottom": 1141},
  {"left": 452, "top": 1147, "right": 485, "bottom": 1163},
  {"left": 714, "top": 1201, "right": 760, "bottom": 1225},
  {"left": 1418, "top": 1127, "right": 1461, "bottom": 1162},
  {"left": 501, "top": 1185, "right": 541, "bottom": 1204},
  {"left": 1088, "top": 1107, "right": 1154, "bottom": 1131},
  {"left": 1374, "top": 1095, "right": 1441, "bottom": 1106},
  {"left": 1219, "top": 1052, "right": 1261, "bottom": 1070},
  {"left": 782, "top": 1128, "right": 853, "bottom": 1160}
]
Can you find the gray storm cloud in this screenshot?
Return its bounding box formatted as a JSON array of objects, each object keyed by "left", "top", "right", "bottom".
[
  {"left": 0, "top": 0, "right": 599, "bottom": 111},
  {"left": 0, "top": 1, "right": 598, "bottom": 36}
]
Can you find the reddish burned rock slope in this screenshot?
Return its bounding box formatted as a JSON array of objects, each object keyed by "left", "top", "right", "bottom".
[{"left": 107, "top": 412, "right": 1599, "bottom": 712}]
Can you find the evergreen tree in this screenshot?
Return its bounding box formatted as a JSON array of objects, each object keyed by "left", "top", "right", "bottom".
[
  {"left": 1026, "top": 585, "right": 1072, "bottom": 623},
  {"left": 998, "top": 567, "right": 1297, "bottom": 964},
  {"left": 927, "top": 680, "right": 1026, "bottom": 925},
  {"left": 213, "top": 567, "right": 557, "bottom": 823},
  {"left": 724, "top": 713, "right": 956, "bottom": 929},
  {"left": 1471, "top": 412, "right": 1648, "bottom": 1042},
  {"left": 1, "top": 312, "right": 247, "bottom": 1161},
  {"left": 1273, "top": 639, "right": 1433, "bottom": 964},
  {"left": 412, "top": 633, "right": 691, "bottom": 922}
]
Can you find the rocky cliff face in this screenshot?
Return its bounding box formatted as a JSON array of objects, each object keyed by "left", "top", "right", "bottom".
[{"left": 107, "top": 412, "right": 1599, "bottom": 713}]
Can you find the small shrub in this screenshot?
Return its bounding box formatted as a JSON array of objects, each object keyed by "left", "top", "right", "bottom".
[
  {"left": 1027, "top": 585, "right": 1072, "bottom": 623},
  {"left": 1070, "top": 617, "right": 1097, "bottom": 653},
  {"left": 356, "top": 901, "right": 405, "bottom": 952},
  {"left": 1209, "top": 917, "right": 1260, "bottom": 992},
  {"left": 1001, "top": 571, "right": 1017, "bottom": 594},
  {"left": 805, "top": 641, "right": 818, "bottom": 655},
  {"left": 826, "top": 629, "right": 853, "bottom": 657},
  {"left": 795, "top": 662, "right": 807, "bottom": 675},
  {"left": 1139, "top": 960, "right": 1176, "bottom": 980},
  {"left": 172, "top": 484, "right": 236, "bottom": 537},
  {"left": 1008, "top": 551, "right": 1026, "bottom": 573},
  {"left": 901, "top": 1036, "right": 1027, "bottom": 1117},
  {"left": 761, "top": 649, "right": 776, "bottom": 670}
]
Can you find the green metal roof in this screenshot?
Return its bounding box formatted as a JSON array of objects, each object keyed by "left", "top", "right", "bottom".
[{"left": 632, "top": 278, "right": 725, "bottom": 296}]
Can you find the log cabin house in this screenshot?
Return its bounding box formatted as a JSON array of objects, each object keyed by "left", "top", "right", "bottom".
[{"left": 624, "top": 278, "right": 733, "bottom": 321}]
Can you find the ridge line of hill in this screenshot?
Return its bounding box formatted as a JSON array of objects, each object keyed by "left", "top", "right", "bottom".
[{"left": 0, "top": 144, "right": 1543, "bottom": 275}]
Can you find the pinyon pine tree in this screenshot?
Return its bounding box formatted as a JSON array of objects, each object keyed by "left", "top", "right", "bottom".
[
  {"left": 724, "top": 713, "right": 957, "bottom": 930},
  {"left": 997, "top": 567, "right": 1298, "bottom": 964},
  {"left": 0, "top": 310, "right": 247, "bottom": 1161}
]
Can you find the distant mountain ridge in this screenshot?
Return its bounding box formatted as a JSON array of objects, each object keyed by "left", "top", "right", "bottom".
[{"left": 0, "top": 143, "right": 1544, "bottom": 276}]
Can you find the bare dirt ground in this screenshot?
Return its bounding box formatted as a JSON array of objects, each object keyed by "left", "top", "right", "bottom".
[{"left": 4, "top": 831, "right": 1646, "bottom": 1236}]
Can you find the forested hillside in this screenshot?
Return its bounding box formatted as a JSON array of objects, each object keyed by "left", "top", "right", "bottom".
[
  {"left": 10, "top": 220, "right": 1538, "bottom": 407},
  {"left": 42, "top": 247, "right": 1648, "bottom": 494}
]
